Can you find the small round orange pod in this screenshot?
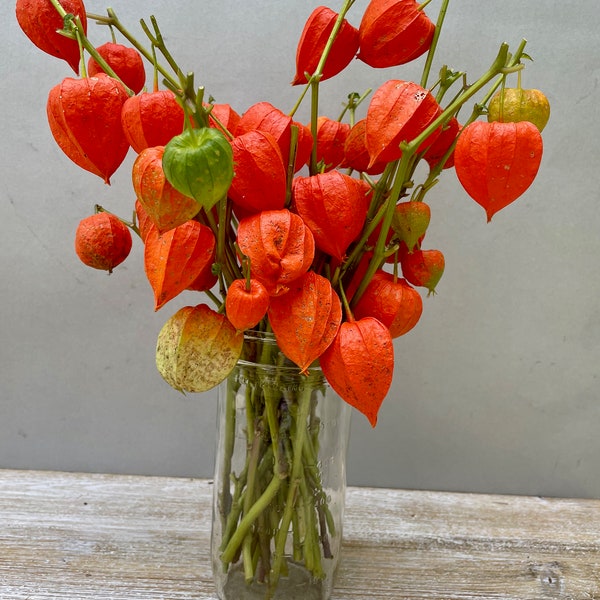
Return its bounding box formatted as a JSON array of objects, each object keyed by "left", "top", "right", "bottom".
[
  {"left": 353, "top": 271, "right": 423, "bottom": 338},
  {"left": 87, "top": 42, "right": 146, "bottom": 94},
  {"left": 225, "top": 279, "right": 270, "bottom": 331},
  {"left": 75, "top": 212, "right": 132, "bottom": 273}
]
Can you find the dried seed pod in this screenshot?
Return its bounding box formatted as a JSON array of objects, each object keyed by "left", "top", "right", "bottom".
[
  {"left": 16, "top": 0, "right": 87, "bottom": 73},
  {"left": 292, "top": 171, "right": 370, "bottom": 260},
  {"left": 47, "top": 74, "right": 130, "bottom": 184},
  {"left": 121, "top": 90, "right": 185, "bottom": 154},
  {"left": 320, "top": 317, "right": 394, "bottom": 427},
  {"left": 156, "top": 304, "right": 243, "bottom": 393},
  {"left": 236, "top": 209, "right": 315, "bottom": 296},
  {"left": 292, "top": 6, "right": 359, "bottom": 85},
  {"left": 87, "top": 42, "right": 146, "bottom": 94},
  {"left": 358, "top": 0, "right": 435, "bottom": 68},
  {"left": 454, "top": 120, "right": 543, "bottom": 221},
  {"left": 75, "top": 212, "right": 132, "bottom": 273}
]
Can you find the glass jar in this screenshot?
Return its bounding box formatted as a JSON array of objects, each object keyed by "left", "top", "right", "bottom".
[{"left": 211, "top": 330, "right": 351, "bottom": 600}]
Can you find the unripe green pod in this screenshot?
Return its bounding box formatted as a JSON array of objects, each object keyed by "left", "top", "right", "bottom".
[{"left": 162, "top": 127, "right": 234, "bottom": 211}]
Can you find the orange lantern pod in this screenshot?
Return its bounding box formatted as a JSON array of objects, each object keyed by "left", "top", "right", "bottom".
[
  {"left": 87, "top": 42, "right": 146, "bottom": 94},
  {"left": 16, "top": 0, "right": 87, "bottom": 73},
  {"left": 320, "top": 316, "right": 394, "bottom": 427},
  {"left": 122, "top": 90, "right": 185, "bottom": 154},
  {"left": 315, "top": 116, "right": 351, "bottom": 171},
  {"left": 47, "top": 74, "right": 130, "bottom": 184},
  {"left": 292, "top": 171, "right": 370, "bottom": 260},
  {"left": 358, "top": 0, "right": 435, "bottom": 68},
  {"left": 353, "top": 270, "right": 423, "bottom": 337},
  {"left": 292, "top": 6, "right": 359, "bottom": 85},
  {"left": 144, "top": 220, "right": 216, "bottom": 310},
  {"left": 365, "top": 79, "right": 442, "bottom": 167},
  {"left": 268, "top": 271, "right": 342, "bottom": 373},
  {"left": 236, "top": 209, "right": 315, "bottom": 296},
  {"left": 454, "top": 120, "right": 543, "bottom": 221},
  {"left": 228, "top": 130, "right": 287, "bottom": 214}
]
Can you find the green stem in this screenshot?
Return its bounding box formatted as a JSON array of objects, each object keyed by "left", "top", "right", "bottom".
[
  {"left": 220, "top": 474, "right": 282, "bottom": 565},
  {"left": 269, "top": 378, "right": 315, "bottom": 592},
  {"left": 420, "top": 0, "right": 451, "bottom": 89}
]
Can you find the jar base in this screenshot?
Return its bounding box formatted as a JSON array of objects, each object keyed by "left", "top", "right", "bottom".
[{"left": 220, "top": 560, "right": 325, "bottom": 600}]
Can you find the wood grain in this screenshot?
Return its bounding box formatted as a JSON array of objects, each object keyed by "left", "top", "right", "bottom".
[{"left": 1, "top": 469, "right": 599, "bottom": 599}]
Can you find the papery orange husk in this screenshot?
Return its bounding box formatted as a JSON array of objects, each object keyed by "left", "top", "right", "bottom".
[
  {"left": 236, "top": 102, "right": 313, "bottom": 172},
  {"left": 454, "top": 120, "right": 543, "bottom": 222},
  {"left": 365, "top": 79, "right": 442, "bottom": 166},
  {"left": 320, "top": 317, "right": 394, "bottom": 427},
  {"left": 292, "top": 6, "right": 359, "bottom": 85},
  {"left": 87, "top": 42, "right": 146, "bottom": 94},
  {"left": 156, "top": 303, "right": 243, "bottom": 393},
  {"left": 292, "top": 171, "right": 370, "bottom": 260},
  {"left": 225, "top": 278, "right": 270, "bottom": 331},
  {"left": 357, "top": 0, "right": 435, "bottom": 68},
  {"left": 228, "top": 130, "right": 287, "bottom": 214},
  {"left": 132, "top": 146, "right": 201, "bottom": 233},
  {"left": 268, "top": 271, "right": 342, "bottom": 373},
  {"left": 353, "top": 270, "right": 422, "bottom": 337},
  {"left": 207, "top": 103, "right": 241, "bottom": 136},
  {"left": 342, "top": 119, "right": 387, "bottom": 175},
  {"left": 46, "top": 74, "right": 130, "bottom": 184},
  {"left": 400, "top": 247, "right": 445, "bottom": 294},
  {"left": 236, "top": 209, "right": 315, "bottom": 296},
  {"left": 423, "top": 116, "right": 460, "bottom": 171},
  {"left": 122, "top": 90, "right": 185, "bottom": 154},
  {"left": 135, "top": 199, "right": 153, "bottom": 243},
  {"left": 74, "top": 212, "right": 132, "bottom": 273},
  {"left": 315, "top": 116, "right": 351, "bottom": 171},
  {"left": 144, "top": 219, "right": 216, "bottom": 310},
  {"left": 16, "top": 0, "right": 87, "bottom": 73}
]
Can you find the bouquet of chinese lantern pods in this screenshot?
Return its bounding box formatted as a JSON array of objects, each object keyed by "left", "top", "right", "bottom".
[
  {"left": 15, "top": 0, "right": 550, "bottom": 425},
  {"left": 17, "top": 0, "right": 549, "bottom": 594}
]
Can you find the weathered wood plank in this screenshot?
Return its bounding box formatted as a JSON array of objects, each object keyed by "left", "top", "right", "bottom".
[{"left": 1, "top": 469, "right": 599, "bottom": 599}]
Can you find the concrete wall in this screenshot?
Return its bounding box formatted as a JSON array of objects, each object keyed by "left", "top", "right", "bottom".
[{"left": 3, "top": 0, "right": 598, "bottom": 498}]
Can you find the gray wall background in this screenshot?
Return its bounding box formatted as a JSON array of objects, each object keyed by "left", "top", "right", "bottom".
[{"left": 2, "top": 0, "right": 598, "bottom": 498}]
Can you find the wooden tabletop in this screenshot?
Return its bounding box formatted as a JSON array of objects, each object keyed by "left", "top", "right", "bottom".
[{"left": 1, "top": 469, "right": 600, "bottom": 599}]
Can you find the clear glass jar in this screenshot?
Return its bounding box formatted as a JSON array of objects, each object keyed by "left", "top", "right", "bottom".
[{"left": 211, "top": 330, "right": 351, "bottom": 600}]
